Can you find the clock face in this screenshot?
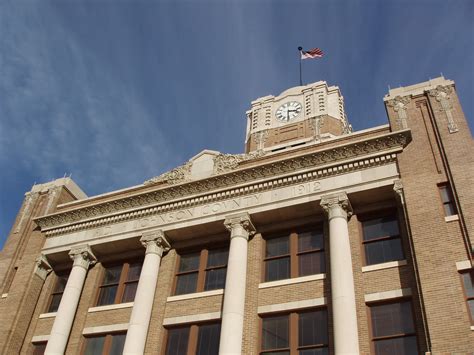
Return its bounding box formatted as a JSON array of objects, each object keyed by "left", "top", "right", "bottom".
[{"left": 276, "top": 101, "right": 302, "bottom": 122}]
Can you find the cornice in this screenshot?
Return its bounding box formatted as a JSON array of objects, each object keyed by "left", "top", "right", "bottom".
[{"left": 35, "top": 130, "right": 411, "bottom": 235}]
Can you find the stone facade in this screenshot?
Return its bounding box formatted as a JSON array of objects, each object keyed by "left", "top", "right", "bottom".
[{"left": 0, "top": 77, "right": 472, "bottom": 354}]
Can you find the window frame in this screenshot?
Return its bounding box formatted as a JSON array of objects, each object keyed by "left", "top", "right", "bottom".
[
  {"left": 366, "top": 298, "right": 419, "bottom": 355},
  {"left": 32, "top": 342, "right": 47, "bottom": 355},
  {"left": 258, "top": 308, "right": 329, "bottom": 354},
  {"left": 81, "top": 332, "right": 126, "bottom": 355},
  {"left": 460, "top": 269, "right": 474, "bottom": 325},
  {"left": 438, "top": 183, "right": 458, "bottom": 217},
  {"left": 46, "top": 272, "right": 69, "bottom": 313},
  {"left": 262, "top": 225, "right": 325, "bottom": 282},
  {"left": 163, "top": 321, "right": 221, "bottom": 355},
  {"left": 94, "top": 259, "right": 142, "bottom": 307},
  {"left": 359, "top": 210, "right": 405, "bottom": 266},
  {"left": 173, "top": 247, "right": 229, "bottom": 296}
]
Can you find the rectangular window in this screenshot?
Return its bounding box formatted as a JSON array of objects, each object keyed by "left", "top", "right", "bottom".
[
  {"left": 32, "top": 343, "right": 46, "bottom": 355},
  {"left": 369, "top": 301, "right": 418, "bottom": 355},
  {"left": 96, "top": 261, "right": 142, "bottom": 306},
  {"left": 438, "top": 184, "right": 457, "bottom": 216},
  {"left": 361, "top": 214, "right": 404, "bottom": 266},
  {"left": 174, "top": 248, "right": 228, "bottom": 295},
  {"left": 165, "top": 323, "right": 221, "bottom": 355},
  {"left": 47, "top": 273, "right": 68, "bottom": 313},
  {"left": 260, "top": 309, "right": 328, "bottom": 354},
  {"left": 264, "top": 226, "right": 325, "bottom": 282},
  {"left": 461, "top": 270, "right": 474, "bottom": 324},
  {"left": 83, "top": 333, "right": 126, "bottom": 355}
]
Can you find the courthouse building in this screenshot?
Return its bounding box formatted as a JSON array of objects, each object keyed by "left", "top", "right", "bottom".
[{"left": 0, "top": 76, "right": 473, "bottom": 354}]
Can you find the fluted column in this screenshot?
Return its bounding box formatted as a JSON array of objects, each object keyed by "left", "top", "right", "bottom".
[
  {"left": 123, "top": 230, "right": 170, "bottom": 355},
  {"left": 219, "top": 213, "right": 256, "bottom": 355},
  {"left": 45, "top": 245, "right": 96, "bottom": 355},
  {"left": 320, "top": 193, "right": 359, "bottom": 355}
]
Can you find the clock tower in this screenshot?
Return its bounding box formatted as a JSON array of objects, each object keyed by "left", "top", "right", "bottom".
[{"left": 245, "top": 81, "right": 351, "bottom": 153}]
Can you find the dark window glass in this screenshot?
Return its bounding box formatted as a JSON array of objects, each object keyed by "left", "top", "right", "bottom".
[
  {"left": 298, "top": 310, "right": 328, "bottom": 346},
  {"left": 299, "top": 251, "right": 325, "bottom": 276},
  {"left": 207, "top": 249, "right": 228, "bottom": 267},
  {"left": 109, "top": 333, "right": 126, "bottom": 355},
  {"left": 175, "top": 273, "right": 198, "bottom": 295},
  {"left": 47, "top": 274, "right": 68, "bottom": 312},
  {"left": 362, "top": 215, "right": 404, "bottom": 265},
  {"left": 32, "top": 343, "right": 46, "bottom": 355},
  {"left": 84, "top": 336, "right": 106, "bottom": 355},
  {"left": 439, "top": 184, "right": 457, "bottom": 216},
  {"left": 370, "top": 301, "right": 418, "bottom": 355},
  {"left": 298, "top": 231, "right": 325, "bottom": 276},
  {"left": 196, "top": 323, "right": 221, "bottom": 355},
  {"left": 97, "top": 262, "right": 142, "bottom": 306},
  {"left": 298, "top": 231, "right": 324, "bottom": 251},
  {"left": 166, "top": 327, "right": 190, "bottom": 355},
  {"left": 265, "top": 257, "right": 290, "bottom": 282},
  {"left": 266, "top": 236, "right": 289, "bottom": 257},
  {"left": 461, "top": 271, "right": 474, "bottom": 322},
  {"left": 179, "top": 253, "right": 200, "bottom": 272},
  {"left": 204, "top": 249, "right": 228, "bottom": 291},
  {"left": 262, "top": 315, "right": 289, "bottom": 351},
  {"left": 204, "top": 268, "right": 227, "bottom": 290},
  {"left": 299, "top": 350, "right": 329, "bottom": 355}
]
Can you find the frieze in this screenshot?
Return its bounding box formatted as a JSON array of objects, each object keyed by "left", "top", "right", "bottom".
[{"left": 35, "top": 130, "right": 411, "bottom": 233}]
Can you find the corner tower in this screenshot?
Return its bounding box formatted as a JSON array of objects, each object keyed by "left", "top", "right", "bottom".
[{"left": 245, "top": 81, "right": 351, "bottom": 153}]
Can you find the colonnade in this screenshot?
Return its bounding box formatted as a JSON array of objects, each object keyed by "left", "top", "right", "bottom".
[{"left": 43, "top": 192, "right": 359, "bottom": 355}]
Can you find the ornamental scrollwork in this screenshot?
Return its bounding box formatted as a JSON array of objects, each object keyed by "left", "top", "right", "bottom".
[
  {"left": 428, "top": 85, "right": 458, "bottom": 133},
  {"left": 213, "top": 150, "right": 266, "bottom": 175},
  {"left": 386, "top": 95, "right": 411, "bottom": 129},
  {"left": 144, "top": 161, "right": 192, "bottom": 185}
]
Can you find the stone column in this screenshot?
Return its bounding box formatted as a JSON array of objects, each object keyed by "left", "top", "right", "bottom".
[
  {"left": 320, "top": 193, "right": 359, "bottom": 355},
  {"left": 45, "top": 245, "right": 96, "bottom": 355},
  {"left": 219, "top": 213, "right": 256, "bottom": 355},
  {"left": 123, "top": 230, "right": 170, "bottom": 355}
]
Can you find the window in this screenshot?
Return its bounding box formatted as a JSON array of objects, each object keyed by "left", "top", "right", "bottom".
[
  {"left": 264, "top": 226, "right": 325, "bottom": 282},
  {"left": 460, "top": 270, "right": 474, "bottom": 324},
  {"left": 174, "top": 248, "right": 228, "bottom": 295},
  {"left": 369, "top": 301, "right": 418, "bottom": 354},
  {"left": 32, "top": 343, "right": 46, "bottom": 355},
  {"left": 260, "top": 309, "right": 328, "bottom": 354},
  {"left": 83, "top": 333, "right": 126, "bottom": 355},
  {"left": 96, "top": 261, "right": 142, "bottom": 306},
  {"left": 438, "top": 184, "right": 457, "bottom": 216},
  {"left": 361, "top": 214, "right": 404, "bottom": 265},
  {"left": 47, "top": 273, "right": 68, "bottom": 313},
  {"left": 165, "top": 322, "right": 221, "bottom": 355}
]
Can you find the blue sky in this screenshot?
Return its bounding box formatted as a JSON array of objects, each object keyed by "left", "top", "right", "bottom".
[{"left": 1, "top": 0, "right": 473, "bottom": 248}]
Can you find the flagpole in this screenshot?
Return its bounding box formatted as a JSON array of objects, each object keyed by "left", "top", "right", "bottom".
[{"left": 298, "top": 46, "right": 303, "bottom": 86}]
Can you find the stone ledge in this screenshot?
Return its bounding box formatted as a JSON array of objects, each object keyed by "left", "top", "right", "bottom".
[
  {"left": 258, "top": 297, "right": 326, "bottom": 314},
  {"left": 163, "top": 311, "right": 221, "bottom": 326},
  {"left": 83, "top": 323, "right": 128, "bottom": 335},
  {"left": 365, "top": 288, "right": 412, "bottom": 302},
  {"left": 167, "top": 289, "right": 224, "bottom": 302},
  {"left": 39, "top": 312, "right": 57, "bottom": 319},
  {"left": 32, "top": 335, "right": 49, "bottom": 343},
  {"left": 361, "top": 260, "right": 407, "bottom": 273},
  {"left": 445, "top": 214, "right": 459, "bottom": 222},
  {"left": 456, "top": 260, "right": 472, "bottom": 271},
  {"left": 258, "top": 273, "right": 325, "bottom": 289},
  {"left": 88, "top": 302, "right": 134, "bottom": 313}
]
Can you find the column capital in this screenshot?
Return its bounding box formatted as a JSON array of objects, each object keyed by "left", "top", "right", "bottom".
[
  {"left": 140, "top": 230, "right": 170, "bottom": 256},
  {"left": 224, "top": 212, "right": 256, "bottom": 239},
  {"left": 69, "top": 245, "right": 97, "bottom": 270},
  {"left": 34, "top": 254, "right": 52, "bottom": 280},
  {"left": 320, "top": 192, "right": 353, "bottom": 220}
]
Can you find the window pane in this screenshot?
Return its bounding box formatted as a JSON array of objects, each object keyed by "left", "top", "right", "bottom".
[
  {"left": 462, "top": 272, "right": 474, "bottom": 298},
  {"left": 299, "top": 310, "right": 328, "bottom": 346},
  {"left": 374, "top": 335, "right": 418, "bottom": 355},
  {"left": 179, "top": 253, "right": 200, "bottom": 272},
  {"left": 262, "top": 315, "right": 289, "bottom": 350},
  {"left": 127, "top": 263, "right": 142, "bottom": 281},
  {"left": 265, "top": 257, "right": 290, "bottom": 282},
  {"left": 196, "top": 323, "right": 221, "bottom": 355},
  {"left": 371, "top": 302, "right": 415, "bottom": 338},
  {"left": 48, "top": 294, "right": 62, "bottom": 313},
  {"left": 175, "top": 273, "right": 198, "bottom": 295},
  {"left": 363, "top": 216, "right": 399, "bottom": 241},
  {"left": 468, "top": 299, "right": 474, "bottom": 320},
  {"left": 97, "top": 285, "right": 118, "bottom": 306},
  {"left": 204, "top": 268, "right": 227, "bottom": 291},
  {"left": 443, "top": 203, "right": 456, "bottom": 216},
  {"left": 365, "top": 238, "right": 404, "bottom": 265},
  {"left": 166, "top": 327, "right": 190, "bottom": 355},
  {"left": 299, "top": 349, "right": 329, "bottom": 355},
  {"left": 207, "top": 249, "right": 229, "bottom": 267},
  {"left": 103, "top": 265, "right": 122, "bottom": 284},
  {"left": 299, "top": 252, "right": 325, "bottom": 276},
  {"left": 298, "top": 230, "right": 324, "bottom": 252},
  {"left": 32, "top": 343, "right": 46, "bottom": 355},
  {"left": 109, "top": 334, "right": 126, "bottom": 355},
  {"left": 55, "top": 275, "right": 68, "bottom": 293},
  {"left": 122, "top": 282, "right": 138, "bottom": 302},
  {"left": 439, "top": 186, "right": 450, "bottom": 203},
  {"left": 263, "top": 352, "right": 290, "bottom": 355},
  {"left": 266, "top": 236, "right": 289, "bottom": 257},
  {"left": 84, "top": 336, "right": 105, "bottom": 355}
]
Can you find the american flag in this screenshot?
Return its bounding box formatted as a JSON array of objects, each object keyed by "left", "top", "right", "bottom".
[{"left": 300, "top": 47, "right": 324, "bottom": 60}]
